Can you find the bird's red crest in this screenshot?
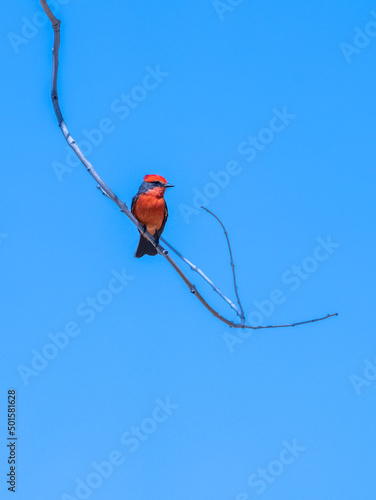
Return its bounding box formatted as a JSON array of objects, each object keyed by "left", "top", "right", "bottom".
[{"left": 144, "top": 174, "right": 167, "bottom": 184}]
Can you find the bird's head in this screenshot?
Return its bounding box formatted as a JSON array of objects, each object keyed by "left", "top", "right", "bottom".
[{"left": 142, "top": 174, "right": 174, "bottom": 197}]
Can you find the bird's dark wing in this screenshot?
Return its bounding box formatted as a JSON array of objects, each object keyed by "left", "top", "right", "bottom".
[
  {"left": 131, "top": 181, "right": 150, "bottom": 215},
  {"left": 131, "top": 192, "right": 139, "bottom": 214},
  {"left": 156, "top": 201, "right": 168, "bottom": 239}
]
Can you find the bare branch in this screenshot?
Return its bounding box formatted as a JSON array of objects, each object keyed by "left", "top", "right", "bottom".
[
  {"left": 201, "top": 207, "right": 245, "bottom": 324},
  {"left": 40, "top": 0, "right": 338, "bottom": 331}
]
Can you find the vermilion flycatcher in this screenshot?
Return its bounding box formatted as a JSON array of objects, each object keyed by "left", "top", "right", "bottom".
[{"left": 131, "top": 174, "right": 174, "bottom": 258}]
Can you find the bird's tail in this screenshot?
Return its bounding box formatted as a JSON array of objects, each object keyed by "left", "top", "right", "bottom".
[{"left": 135, "top": 233, "right": 158, "bottom": 258}]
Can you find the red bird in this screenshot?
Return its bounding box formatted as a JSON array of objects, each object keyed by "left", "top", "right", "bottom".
[{"left": 131, "top": 174, "right": 174, "bottom": 258}]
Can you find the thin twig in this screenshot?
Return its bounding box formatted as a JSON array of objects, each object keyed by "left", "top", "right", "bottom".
[
  {"left": 40, "top": 0, "right": 338, "bottom": 330},
  {"left": 201, "top": 207, "right": 245, "bottom": 324}
]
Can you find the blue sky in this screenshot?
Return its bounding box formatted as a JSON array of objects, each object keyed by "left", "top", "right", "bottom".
[{"left": 1, "top": 0, "right": 376, "bottom": 498}]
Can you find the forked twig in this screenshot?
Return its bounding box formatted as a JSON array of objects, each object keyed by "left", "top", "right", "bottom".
[
  {"left": 201, "top": 207, "right": 245, "bottom": 324},
  {"left": 160, "top": 236, "right": 243, "bottom": 320},
  {"left": 40, "top": 0, "right": 338, "bottom": 330}
]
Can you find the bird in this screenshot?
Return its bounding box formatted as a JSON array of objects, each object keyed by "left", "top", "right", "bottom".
[{"left": 131, "top": 174, "right": 174, "bottom": 258}]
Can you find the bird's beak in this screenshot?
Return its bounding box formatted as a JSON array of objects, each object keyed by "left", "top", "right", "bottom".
[{"left": 164, "top": 183, "right": 175, "bottom": 188}]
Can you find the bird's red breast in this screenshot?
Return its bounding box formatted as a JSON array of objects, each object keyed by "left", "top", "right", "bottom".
[{"left": 132, "top": 193, "right": 166, "bottom": 234}]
